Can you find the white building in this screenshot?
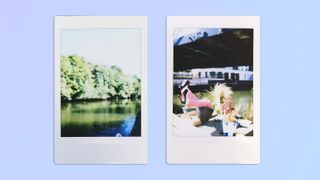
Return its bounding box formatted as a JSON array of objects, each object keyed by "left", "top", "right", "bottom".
[{"left": 173, "top": 67, "right": 253, "bottom": 86}]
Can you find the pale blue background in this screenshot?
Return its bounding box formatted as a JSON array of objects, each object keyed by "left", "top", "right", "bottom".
[{"left": 0, "top": 0, "right": 319, "bottom": 179}]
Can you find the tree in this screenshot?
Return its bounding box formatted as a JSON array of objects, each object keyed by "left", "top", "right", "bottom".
[
  {"left": 92, "top": 65, "right": 111, "bottom": 99},
  {"left": 61, "top": 55, "right": 93, "bottom": 100},
  {"left": 61, "top": 54, "right": 141, "bottom": 101}
]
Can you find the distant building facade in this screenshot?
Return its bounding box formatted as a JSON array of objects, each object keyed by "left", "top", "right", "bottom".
[{"left": 173, "top": 66, "right": 253, "bottom": 86}]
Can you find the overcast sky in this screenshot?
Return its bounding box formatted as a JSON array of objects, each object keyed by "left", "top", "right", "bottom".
[{"left": 61, "top": 28, "right": 141, "bottom": 77}]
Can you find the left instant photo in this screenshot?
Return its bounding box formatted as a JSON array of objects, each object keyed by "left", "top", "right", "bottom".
[{"left": 54, "top": 16, "right": 147, "bottom": 164}]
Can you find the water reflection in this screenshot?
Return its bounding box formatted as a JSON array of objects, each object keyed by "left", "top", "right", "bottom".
[{"left": 61, "top": 100, "right": 141, "bottom": 137}]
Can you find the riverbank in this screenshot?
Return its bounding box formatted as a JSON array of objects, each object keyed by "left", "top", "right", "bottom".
[{"left": 172, "top": 113, "right": 253, "bottom": 137}]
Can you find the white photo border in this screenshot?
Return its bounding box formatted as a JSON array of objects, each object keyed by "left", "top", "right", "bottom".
[
  {"left": 54, "top": 16, "right": 147, "bottom": 164},
  {"left": 167, "top": 16, "right": 260, "bottom": 164}
]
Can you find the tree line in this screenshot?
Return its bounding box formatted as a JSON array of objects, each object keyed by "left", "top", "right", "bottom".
[{"left": 61, "top": 55, "right": 141, "bottom": 101}]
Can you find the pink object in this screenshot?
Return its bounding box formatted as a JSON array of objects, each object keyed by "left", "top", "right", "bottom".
[
  {"left": 184, "top": 90, "right": 212, "bottom": 109},
  {"left": 222, "top": 97, "right": 233, "bottom": 114}
]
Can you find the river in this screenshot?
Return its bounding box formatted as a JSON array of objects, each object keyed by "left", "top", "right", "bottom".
[{"left": 61, "top": 99, "right": 141, "bottom": 137}]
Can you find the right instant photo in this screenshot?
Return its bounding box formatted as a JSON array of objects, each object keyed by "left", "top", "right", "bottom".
[
  {"left": 167, "top": 16, "right": 260, "bottom": 164},
  {"left": 173, "top": 28, "right": 254, "bottom": 137}
]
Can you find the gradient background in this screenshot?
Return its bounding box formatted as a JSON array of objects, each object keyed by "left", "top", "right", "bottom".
[{"left": 0, "top": 0, "right": 318, "bottom": 179}]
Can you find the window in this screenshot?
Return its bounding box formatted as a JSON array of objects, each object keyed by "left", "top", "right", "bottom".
[
  {"left": 217, "top": 72, "right": 223, "bottom": 78},
  {"left": 210, "top": 71, "right": 216, "bottom": 78}
]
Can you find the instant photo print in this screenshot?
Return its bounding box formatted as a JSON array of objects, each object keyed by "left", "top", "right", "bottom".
[
  {"left": 167, "top": 16, "right": 260, "bottom": 164},
  {"left": 54, "top": 16, "right": 147, "bottom": 164}
]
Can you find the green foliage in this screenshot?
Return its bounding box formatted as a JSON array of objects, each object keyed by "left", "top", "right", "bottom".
[{"left": 61, "top": 54, "right": 141, "bottom": 101}]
